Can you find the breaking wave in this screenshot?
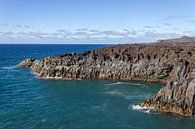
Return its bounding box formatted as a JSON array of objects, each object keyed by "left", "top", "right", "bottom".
[
  {"left": 132, "top": 105, "right": 147, "bottom": 110},
  {"left": 131, "top": 105, "right": 151, "bottom": 113}
]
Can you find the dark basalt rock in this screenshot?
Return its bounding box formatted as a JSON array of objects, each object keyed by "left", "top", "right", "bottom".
[
  {"left": 17, "top": 58, "right": 35, "bottom": 67},
  {"left": 141, "top": 60, "right": 195, "bottom": 116},
  {"left": 18, "top": 43, "right": 195, "bottom": 116}
]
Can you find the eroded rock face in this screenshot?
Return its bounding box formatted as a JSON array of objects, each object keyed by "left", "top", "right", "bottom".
[
  {"left": 18, "top": 44, "right": 195, "bottom": 116},
  {"left": 18, "top": 45, "right": 177, "bottom": 81},
  {"left": 141, "top": 60, "right": 195, "bottom": 116}
]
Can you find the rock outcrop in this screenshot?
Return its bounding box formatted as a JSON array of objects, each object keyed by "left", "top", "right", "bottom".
[
  {"left": 141, "top": 60, "right": 195, "bottom": 116},
  {"left": 18, "top": 42, "right": 195, "bottom": 116},
  {"left": 18, "top": 58, "right": 35, "bottom": 67}
]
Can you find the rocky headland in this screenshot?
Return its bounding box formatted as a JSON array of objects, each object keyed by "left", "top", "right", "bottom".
[{"left": 18, "top": 36, "right": 195, "bottom": 116}]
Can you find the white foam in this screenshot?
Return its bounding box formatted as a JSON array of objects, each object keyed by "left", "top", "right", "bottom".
[
  {"left": 131, "top": 105, "right": 153, "bottom": 114},
  {"left": 105, "top": 82, "right": 146, "bottom": 86},
  {"left": 2, "top": 65, "right": 17, "bottom": 70},
  {"left": 104, "top": 90, "right": 123, "bottom": 96},
  {"left": 144, "top": 110, "right": 151, "bottom": 113},
  {"left": 30, "top": 71, "right": 37, "bottom": 76},
  {"left": 132, "top": 105, "right": 147, "bottom": 110},
  {"left": 105, "top": 82, "right": 123, "bottom": 85},
  {"left": 37, "top": 76, "right": 72, "bottom": 80}
]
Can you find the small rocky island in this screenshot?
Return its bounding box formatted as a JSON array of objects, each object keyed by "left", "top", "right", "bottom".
[{"left": 18, "top": 36, "right": 195, "bottom": 116}]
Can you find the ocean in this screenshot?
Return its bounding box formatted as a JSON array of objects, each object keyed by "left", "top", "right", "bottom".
[{"left": 0, "top": 44, "right": 195, "bottom": 129}]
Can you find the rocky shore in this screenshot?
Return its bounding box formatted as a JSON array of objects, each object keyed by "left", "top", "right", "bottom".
[{"left": 18, "top": 37, "right": 195, "bottom": 116}]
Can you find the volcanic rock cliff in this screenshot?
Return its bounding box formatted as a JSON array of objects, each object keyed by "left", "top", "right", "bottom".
[{"left": 18, "top": 42, "right": 195, "bottom": 116}]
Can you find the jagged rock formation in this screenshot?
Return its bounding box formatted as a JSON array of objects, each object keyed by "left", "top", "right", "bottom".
[
  {"left": 18, "top": 45, "right": 176, "bottom": 82},
  {"left": 141, "top": 60, "right": 195, "bottom": 116},
  {"left": 18, "top": 42, "right": 195, "bottom": 116},
  {"left": 18, "top": 58, "right": 35, "bottom": 67}
]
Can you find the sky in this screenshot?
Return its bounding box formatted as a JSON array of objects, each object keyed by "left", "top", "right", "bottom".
[{"left": 1, "top": 0, "right": 195, "bottom": 44}]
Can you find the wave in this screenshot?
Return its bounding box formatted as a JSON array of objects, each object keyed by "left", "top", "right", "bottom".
[
  {"left": 105, "top": 82, "right": 146, "bottom": 86},
  {"left": 132, "top": 105, "right": 147, "bottom": 110},
  {"left": 131, "top": 105, "right": 152, "bottom": 114},
  {"left": 105, "top": 82, "right": 124, "bottom": 85},
  {"left": 1, "top": 65, "right": 17, "bottom": 70}
]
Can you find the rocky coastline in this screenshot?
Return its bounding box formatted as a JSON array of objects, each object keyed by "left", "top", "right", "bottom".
[{"left": 18, "top": 37, "right": 195, "bottom": 116}]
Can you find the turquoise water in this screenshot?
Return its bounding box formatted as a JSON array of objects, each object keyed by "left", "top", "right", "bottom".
[{"left": 0, "top": 45, "right": 195, "bottom": 129}]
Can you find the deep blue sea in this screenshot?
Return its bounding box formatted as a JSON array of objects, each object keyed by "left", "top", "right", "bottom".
[{"left": 0, "top": 44, "right": 195, "bottom": 129}]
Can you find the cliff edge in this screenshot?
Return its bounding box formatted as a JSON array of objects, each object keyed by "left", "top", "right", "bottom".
[{"left": 18, "top": 41, "right": 195, "bottom": 116}]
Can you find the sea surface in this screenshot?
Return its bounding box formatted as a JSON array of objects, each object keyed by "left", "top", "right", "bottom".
[{"left": 0, "top": 44, "right": 195, "bottom": 129}]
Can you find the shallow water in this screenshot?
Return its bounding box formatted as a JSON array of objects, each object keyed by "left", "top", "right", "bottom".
[{"left": 0, "top": 44, "right": 195, "bottom": 129}]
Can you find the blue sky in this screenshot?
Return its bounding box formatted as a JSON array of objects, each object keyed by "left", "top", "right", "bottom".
[{"left": 1, "top": 0, "right": 195, "bottom": 43}]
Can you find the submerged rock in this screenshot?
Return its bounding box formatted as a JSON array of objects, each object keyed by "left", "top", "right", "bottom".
[{"left": 18, "top": 43, "right": 195, "bottom": 116}]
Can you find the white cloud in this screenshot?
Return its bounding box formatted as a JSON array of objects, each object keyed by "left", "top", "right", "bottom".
[{"left": 0, "top": 28, "right": 189, "bottom": 44}]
